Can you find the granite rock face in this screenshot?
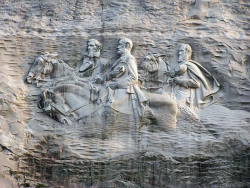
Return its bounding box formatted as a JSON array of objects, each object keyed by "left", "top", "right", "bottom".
[{"left": 0, "top": 0, "right": 250, "bottom": 187}]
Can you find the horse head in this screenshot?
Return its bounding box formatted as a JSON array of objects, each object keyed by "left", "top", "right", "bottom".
[
  {"left": 138, "top": 55, "right": 159, "bottom": 82},
  {"left": 38, "top": 88, "right": 74, "bottom": 125},
  {"left": 38, "top": 89, "right": 53, "bottom": 114},
  {"left": 38, "top": 89, "right": 62, "bottom": 121},
  {"left": 26, "top": 52, "right": 59, "bottom": 87}
]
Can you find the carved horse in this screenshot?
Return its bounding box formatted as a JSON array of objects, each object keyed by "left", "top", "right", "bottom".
[
  {"left": 138, "top": 55, "right": 199, "bottom": 121},
  {"left": 138, "top": 55, "right": 178, "bottom": 129},
  {"left": 26, "top": 52, "right": 76, "bottom": 87},
  {"left": 26, "top": 52, "right": 108, "bottom": 124},
  {"left": 38, "top": 80, "right": 107, "bottom": 124},
  {"left": 138, "top": 55, "right": 171, "bottom": 91},
  {"left": 38, "top": 55, "right": 178, "bottom": 128}
]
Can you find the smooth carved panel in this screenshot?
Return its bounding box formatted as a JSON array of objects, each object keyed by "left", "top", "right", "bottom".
[{"left": 26, "top": 41, "right": 219, "bottom": 127}]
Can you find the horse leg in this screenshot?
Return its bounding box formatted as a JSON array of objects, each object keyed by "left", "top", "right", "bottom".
[
  {"left": 56, "top": 113, "right": 72, "bottom": 125},
  {"left": 39, "top": 89, "right": 72, "bottom": 125},
  {"left": 147, "top": 92, "right": 178, "bottom": 130}
]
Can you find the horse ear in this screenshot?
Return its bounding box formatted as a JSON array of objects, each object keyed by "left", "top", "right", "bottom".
[
  {"left": 147, "top": 56, "right": 159, "bottom": 73},
  {"left": 51, "top": 59, "right": 58, "bottom": 64},
  {"left": 51, "top": 52, "right": 59, "bottom": 58}
]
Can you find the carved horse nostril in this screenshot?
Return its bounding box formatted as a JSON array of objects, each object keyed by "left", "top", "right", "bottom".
[{"left": 44, "top": 101, "right": 52, "bottom": 113}]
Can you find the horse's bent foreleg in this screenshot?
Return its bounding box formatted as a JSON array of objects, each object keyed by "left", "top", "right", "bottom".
[
  {"left": 147, "top": 93, "right": 178, "bottom": 130},
  {"left": 56, "top": 114, "right": 72, "bottom": 125}
]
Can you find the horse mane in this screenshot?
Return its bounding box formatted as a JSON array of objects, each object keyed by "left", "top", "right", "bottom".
[{"left": 58, "top": 59, "right": 75, "bottom": 72}]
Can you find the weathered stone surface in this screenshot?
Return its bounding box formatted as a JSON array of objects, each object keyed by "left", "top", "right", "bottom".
[{"left": 0, "top": 0, "right": 250, "bottom": 187}]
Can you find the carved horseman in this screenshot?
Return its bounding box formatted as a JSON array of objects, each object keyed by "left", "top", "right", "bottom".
[
  {"left": 171, "top": 44, "right": 220, "bottom": 110},
  {"left": 31, "top": 40, "right": 110, "bottom": 124},
  {"left": 106, "top": 38, "right": 153, "bottom": 122},
  {"left": 76, "top": 39, "right": 109, "bottom": 84},
  {"left": 76, "top": 39, "right": 110, "bottom": 101}
]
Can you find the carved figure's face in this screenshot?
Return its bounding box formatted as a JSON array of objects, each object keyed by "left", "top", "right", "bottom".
[
  {"left": 178, "top": 46, "right": 190, "bottom": 62},
  {"left": 117, "top": 41, "right": 126, "bottom": 55},
  {"left": 87, "top": 41, "right": 100, "bottom": 58}
]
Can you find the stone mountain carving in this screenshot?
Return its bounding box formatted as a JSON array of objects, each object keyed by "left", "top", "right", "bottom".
[
  {"left": 105, "top": 38, "right": 153, "bottom": 123},
  {"left": 138, "top": 55, "right": 170, "bottom": 91},
  {"left": 38, "top": 81, "right": 101, "bottom": 125},
  {"left": 3, "top": 1, "right": 250, "bottom": 187},
  {"left": 138, "top": 55, "right": 178, "bottom": 128},
  {"left": 170, "top": 44, "right": 220, "bottom": 117},
  {"left": 26, "top": 52, "right": 76, "bottom": 87},
  {"left": 76, "top": 39, "right": 109, "bottom": 84},
  {"left": 26, "top": 41, "right": 220, "bottom": 128}
]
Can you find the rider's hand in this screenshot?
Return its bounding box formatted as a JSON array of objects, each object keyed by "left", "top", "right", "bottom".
[
  {"left": 170, "top": 71, "right": 176, "bottom": 78},
  {"left": 173, "top": 77, "right": 181, "bottom": 85},
  {"left": 107, "top": 72, "right": 115, "bottom": 80},
  {"left": 164, "top": 70, "right": 170, "bottom": 76},
  {"left": 93, "top": 76, "right": 103, "bottom": 84},
  {"left": 109, "top": 83, "right": 118, "bottom": 90}
]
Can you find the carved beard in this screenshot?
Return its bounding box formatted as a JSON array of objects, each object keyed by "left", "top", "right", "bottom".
[
  {"left": 87, "top": 49, "right": 100, "bottom": 58},
  {"left": 178, "top": 53, "right": 190, "bottom": 62}
]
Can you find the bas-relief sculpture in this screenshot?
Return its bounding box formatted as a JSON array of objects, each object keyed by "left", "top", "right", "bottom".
[
  {"left": 76, "top": 39, "right": 109, "bottom": 83},
  {"left": 26, "top": 39, "right": 220, "bottom": 128},
  {"left": 26, "top": 52, "right": 76, "bottom": 87},
  {"left": 172, "top": 44, "right": 220, "bottom": 107},
  {"left": 170, "top": 44, "right": 220, "bottom": 118},
  {"left": 2, "top": 1, "right": 250, "bottom": 187}
]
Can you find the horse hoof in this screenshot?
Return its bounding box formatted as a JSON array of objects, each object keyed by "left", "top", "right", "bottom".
[{"left": 62, "top": 118, "right": 72, "bottom": 125}]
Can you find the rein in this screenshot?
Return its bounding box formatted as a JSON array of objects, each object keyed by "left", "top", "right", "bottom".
[{"left": 46, "top": 95, "right": 106, "bottom": 120}]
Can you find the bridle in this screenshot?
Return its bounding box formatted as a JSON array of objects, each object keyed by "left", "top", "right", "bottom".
[
  {"left": 41, "top": 89, "right": 107, "bottom": 121},
  {"left": 30, "top": 56, "right": 55, "bottom": 80}
]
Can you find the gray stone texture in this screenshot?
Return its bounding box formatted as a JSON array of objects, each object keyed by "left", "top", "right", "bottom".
[{"left": 0, "top": 0, "right": 250, "bottom": 187}]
